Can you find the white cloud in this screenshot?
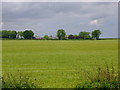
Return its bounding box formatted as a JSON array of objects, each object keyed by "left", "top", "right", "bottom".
[
  {"left": 0, "top": 22, "right": 3, "bottom": 25},
  {"left": 90, "top": 19, "right": 98, "bottom": 25},
  {"left": 0, "top": 22, "right": 3, "bottom": 29}
]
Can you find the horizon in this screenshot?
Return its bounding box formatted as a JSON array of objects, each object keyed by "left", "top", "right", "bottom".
[{"left": 0, "top": 29, "right": 118, "bottom": 39}]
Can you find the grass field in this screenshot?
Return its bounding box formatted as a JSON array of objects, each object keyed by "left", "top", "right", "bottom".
[{"left": 2, "top": 40, "right": 118, "bottom": 88}]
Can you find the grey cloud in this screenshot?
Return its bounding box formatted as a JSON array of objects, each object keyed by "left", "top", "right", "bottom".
[
  {"left": 2, "top": 2, "right": 118, "bottom": 38},
  {"left": 3, "top": 2, "right": 115, "bottom": 21}
]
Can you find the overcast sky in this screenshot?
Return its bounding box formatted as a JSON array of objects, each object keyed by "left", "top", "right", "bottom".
[{"left": 2, "top": 2, "right": 118, "bottom": 38}]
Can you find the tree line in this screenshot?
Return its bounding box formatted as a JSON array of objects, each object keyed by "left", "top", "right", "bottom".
[
  {"left": 0, "top": 29, "right": 101, "bottom": 40},
  {"left": 0, "top": 30, "right": 34, "bottom": 39}
]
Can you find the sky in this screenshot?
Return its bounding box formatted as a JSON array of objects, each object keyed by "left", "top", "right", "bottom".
[
  {"left": 1, "top": 0, "right": 119, "bottom": 2},
  {"left": 1, "top": 1, "right": 118, "bottom": 38}
]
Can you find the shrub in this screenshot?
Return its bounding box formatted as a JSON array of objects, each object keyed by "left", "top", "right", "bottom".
[
  {"left": 76, "top": 64, "right": 119, "bottom": 88},
  {"left": 2, "top": 72, "right": 42, "bottom": 88}
]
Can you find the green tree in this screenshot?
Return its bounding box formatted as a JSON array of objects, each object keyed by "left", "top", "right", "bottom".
[
  {"left": 57, "top": 29, "right": 66, "bottom": 40},
  {"left": 0, "top": 31, "right": 2, "bottom": 38},
  {"left": 2, "top": 30, "right": 9, "bottom": 38},
  {"left": 92, "top": 30, "right": 101, "bottom": 40},
  {"left": 79, "top": 32, "right": 90, "bottom": 40},
  {"left": 43, "top": 35, "right": 49, "bottom": 40},
  {"left": 18, "top": 31, "right": 24, "bottom": 39},
  {"left": 9, "top": 31, "right": 17, "bottom": 39},
  {"left": 73, "top": 35, "right": 78, "bottom": 39},
  {"left": 68, "top": 34, "right": 74, "bottom": 39},
  {"left": 23, "top": 30, "right": 34, "bottom": 39}
]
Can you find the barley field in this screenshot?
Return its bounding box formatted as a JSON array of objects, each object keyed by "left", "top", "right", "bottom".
[{"left": 2, "top": 40, "right": 118, "bottom": 88}]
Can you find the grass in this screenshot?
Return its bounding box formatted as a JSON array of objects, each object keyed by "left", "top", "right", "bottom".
[{"left": 2, "top": 40, "right": 118, "bottom": 88}]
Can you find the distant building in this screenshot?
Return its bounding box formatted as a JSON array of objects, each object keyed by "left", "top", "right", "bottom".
[{"left": 35, "top": 35, "right": 41, "bottom": 39}]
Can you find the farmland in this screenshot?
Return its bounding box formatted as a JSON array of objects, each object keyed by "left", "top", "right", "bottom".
[{"left": 2, "top": 40, "right": 118, "bottom": 88}]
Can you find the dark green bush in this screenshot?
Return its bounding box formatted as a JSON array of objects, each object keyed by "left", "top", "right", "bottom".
[
  {"left": 2, "top": 72, "right": 42, "bottom": 88},
  {"left": 76, "top": 64, "right": 119, "bottom": 88}
]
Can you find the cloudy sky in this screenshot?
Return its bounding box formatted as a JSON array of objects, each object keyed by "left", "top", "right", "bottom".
[{"left": 2, "top": 2, "right": 118, "bottom": 38}]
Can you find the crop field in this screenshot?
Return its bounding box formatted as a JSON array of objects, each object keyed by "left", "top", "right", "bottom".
[{"left": 2, "top": 40, "right": 118, "bottom": 88}]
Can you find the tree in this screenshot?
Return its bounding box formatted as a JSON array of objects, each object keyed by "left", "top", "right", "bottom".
[
  {"left": 79, "top": 32, "right": 90, "bottom": 40},
  {"left": 0, "top": 31, "right": 2, "bottom": 38},
  {"left": 73, "top": 35, "right": 77, "bottom": 39},
  {"left": 68, "top": 34, "right": 74, "bottom": 39},
  {"left": 23, "top": 30, "right": 34, "bottom": 39},
  {"left": 68, "top": 34, "right": 80, "bottom": 39},
  {"left": 9, "top": 31, "right": 17, "bottom": 39},
  {"left": 18, "top": 31, "right": 24, "bottom": 39},
  {"left": 73, "top": 35, "right": 81, "bottom": 39},
  {"left": 74, "top": 35, "right": 80, "bottom": 39},
  {"left": 2, "top": 30, "right": 9, "bottom": 38},
  {"left": 1, "top": 30, "right": 17, "bottom": 39},
  {"left": 43, "top": 35, "right": 49, "bottom": 40},
  {"left": 57, "top": 29, "right": 66, "bottom": 40},
  {"left": 92, "top": 30, "right": 101, "bottom": 40}
]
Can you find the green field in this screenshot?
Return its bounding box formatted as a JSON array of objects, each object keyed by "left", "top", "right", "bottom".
[{"left": 2, "top": 40, "right": 118, "bottom": 88}]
